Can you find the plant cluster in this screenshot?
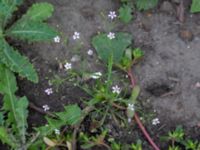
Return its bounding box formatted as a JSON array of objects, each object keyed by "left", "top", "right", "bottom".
[
  {"left": 0, "top": 1, "right": 58, "bottom": 149},
  {"left": 0, "top": 0, "right": 200, "bottom": 150}
]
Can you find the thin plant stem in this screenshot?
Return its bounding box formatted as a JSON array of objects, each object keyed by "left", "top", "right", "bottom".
[{"left": 127, "top": 68, "right": 160, "bottom": 150}]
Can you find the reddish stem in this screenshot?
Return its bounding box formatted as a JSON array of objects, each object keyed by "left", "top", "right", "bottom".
[
  {"left": 134, "top": 113, "right": 160, "bottom": 150},
  {"left": 127, "top": 68, "right": 136, "bottom": 88},
  {"left": 127, "top": 69, "right": 160, "bottom": 150}
]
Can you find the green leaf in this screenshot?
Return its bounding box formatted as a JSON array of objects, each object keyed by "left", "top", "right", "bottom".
[
  {"left": 6, "top": 22, "right": 58, "bottom": 42},
  {"left": 130, "top": 86, "right": 140, "bottom": 104},
  {"left": 0, "top": 65, "right": 18, "bottom": 125},
  {"left": 20, "top": 3, "right": 54, "bottom": 22},
  {"left": 0, "top": 65, "right": 29, "bottom": 146},
  {"left": 0, "top": 39, "right": 38, "bottom": 82},
  {"left": 36, "top": 117, "right": 64, "bottom": 137},
  {"left": 56, "top": 104, "right": 82, "bottom": 125},
  {"left": 190, "top": 0, "right": 200, "bottom": 13},
  {"left": 126, "top": 86, "right": 140, "bottom": 120},
  {"left": 0, "top": 64, "right": 18, "bottom": 95},
  {"left": 133, "top": 48, "right": 144, "bottom": 59},
  {"left": 136, "top": 0, "right": 158, "bottom": 11},
  {"left": 0, "top": 0, "right": 24, "bottom": 28},
  {"left": 0, "top": 127, "right": 16, "bottom": 148},
  {"left": 119, "top": 5, "right": 133, "bottom": 24},
  {"left": 0, "top": 112, "right": 4, "bottom": 126},
  {"left": 15, "top": 97, "right": 29, "bottom": 144},
  {"left": 92, "top": 32, "right": 132, "bottom": 63}
]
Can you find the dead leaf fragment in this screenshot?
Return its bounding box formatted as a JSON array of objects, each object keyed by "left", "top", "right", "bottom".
[{"left": 43, "top": 137, "right": 57, "bottom": 147}]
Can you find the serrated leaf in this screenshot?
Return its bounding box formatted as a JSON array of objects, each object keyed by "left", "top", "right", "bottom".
[
  {"left": 0, "top": 39, "right": 38, "bottom": 82},
  {"left": 56, "top": 104, "right": 82, "bottom": 125},
  {"left": 0, "top": 65, "right": 29, "bottom": 146},
  {"left": 0, "top": 64, "right": 18, "bottom": 95},
  {"left": 0, "top": 0, "right": 24, "bottom": 28},
  {"left": 92, "top": 32, "right": 132, "bottom": 63},
  {"left": 6, "top": 22, "right": 58, "bottom": 42},
  {"left": 190, "top": 0, "right": 200, "bottom": 13},
  {"left": 15, "top": 97, "right": 29, "bottom": 144},
  {"left": 119, "top": 5, "right": 133, "bottom": 24},
  {"left": 21, "top": 3, "right": 54, "bottom": 22},
  {"left": 136, "top": 0, "right": 158, "bottom": 11}
]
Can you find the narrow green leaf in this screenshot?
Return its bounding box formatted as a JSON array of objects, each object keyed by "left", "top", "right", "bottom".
[
  {"left": 130, "top": 85, "right": 140, "bottom": 104},
  {"left": 0, "top": 39, "right": 38, "bottom": 82},
  {"left": 6, "top": 22, "right": 58, "bottom": 42},
  {"left": 0, "top": 112, "right": 4, "bottom": 126},
  {"left": 15, "top": 97, "right": 29, "bottom": 144},
  {"left": 92, "top": 32, "right": 132, "bottom": 63},
  {"left": 20, "top": 3, "right": 54, "bottom": 22},
  {"left": 190, "top": 0, "right": 200, "bottom": 13}
]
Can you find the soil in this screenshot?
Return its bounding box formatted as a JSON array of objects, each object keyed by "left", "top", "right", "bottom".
[{"left": 2, "top": 0, "right": 200, "bottom": 149}]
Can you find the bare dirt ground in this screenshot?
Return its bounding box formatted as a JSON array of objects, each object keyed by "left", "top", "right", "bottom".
[{"left": 13, "top": 0, "right": 200, "bottom": 149}]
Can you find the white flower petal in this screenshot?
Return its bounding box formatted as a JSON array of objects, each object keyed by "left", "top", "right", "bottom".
[{"left": 64, "top": 62, "right": 72, "bottom": 70}]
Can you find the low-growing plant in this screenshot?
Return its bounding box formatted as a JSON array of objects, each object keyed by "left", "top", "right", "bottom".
[
  {"left": 161, "top": 126, "right": 200, "bottom": 150},
  {"left": 0, "top": 1, "right": 58, "bottom": 149},
  {"left": 0, "top": 64, "right": 30, "bottom": 149},
  {"left": 0, "top": 1, "right": 58, "bottom": 83}
]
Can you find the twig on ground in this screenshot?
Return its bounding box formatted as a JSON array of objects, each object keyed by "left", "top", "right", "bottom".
[{"left": 29, "top": 102, "right": 56, "bottom": 118}]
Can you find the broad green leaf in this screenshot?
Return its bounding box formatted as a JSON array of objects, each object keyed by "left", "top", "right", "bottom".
[
  {"left": 6, "top": 22, "right": 58, "bottom": 42},
  {"left": 21, "top": 3, "right": 54, "bottom": 22},
  {"left": 92, "top": 32, "right": 132, "bottom": 63},
  {"left": 190, "top": 0, "right": 200, "bottom": 13},
  {"left": 136, "top": 0, "right": 158, "bottom": 11},
  {"left": 0, "top": 39, "right": 38, "bottom": 82},
  {"left": 0, "top": 0, "right": 24, "bottom": 28},
  {"left": 46, "top": 117, "right": 64, "bottom": 129},
  {"left": 36, "top": 117, "right": 64, "bottom": 136},
  {"left": 119, "top": 5, "right": 133, "bottom": 24},
  {"left": 0, "top": 127, "right": 16, "bottom": 148},
  {"left": 56, "top": 104, "right": 82, "bottom": 125}
]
